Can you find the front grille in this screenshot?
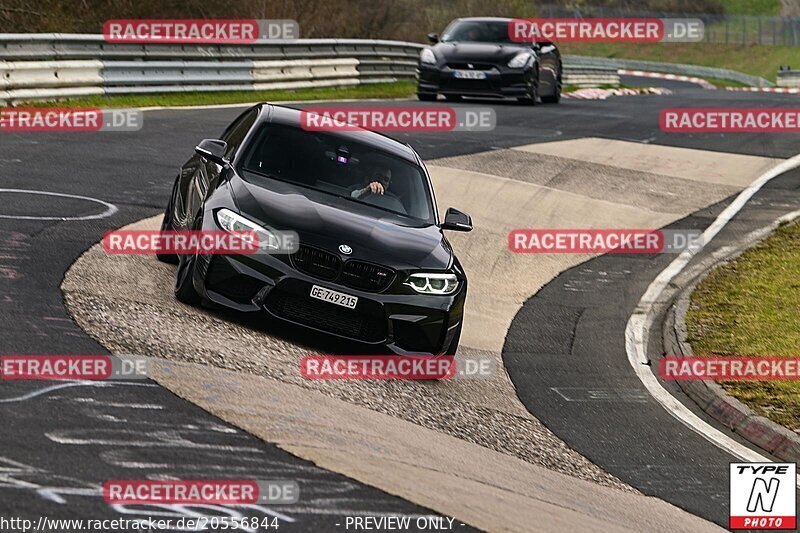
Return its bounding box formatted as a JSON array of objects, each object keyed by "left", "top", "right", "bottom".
[
  {"left": 291, "top": 245, "right": 340, "bottom": 280},
  {"left": 447, "top": 62, "right": 495, "bottom": 71},
  {"left": 266, "top": 288, "right": 386, "bottom": 342},
  {"left": 291, "top": 245, "right": 394, "bottom": 293},
  {"left": 340, "top": 261, "right": 394, "bottom": 292}
]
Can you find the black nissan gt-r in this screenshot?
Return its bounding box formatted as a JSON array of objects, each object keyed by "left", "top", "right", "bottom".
[
  {"left": 158, "top": 104, "right": 472, "bottom": 356},
  {"left": 417, "top": 17, "right": 562, "bottom": 104}
]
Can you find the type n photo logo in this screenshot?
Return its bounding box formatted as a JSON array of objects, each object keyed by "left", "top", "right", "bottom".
[{"left": 730, "top": 463, "right": 796, "bottom": 530}]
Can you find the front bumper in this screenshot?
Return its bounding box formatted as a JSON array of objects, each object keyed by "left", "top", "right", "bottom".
[
  {"left": 193, "top": 244, "right": 465, "bottom": 356},
  {"left": 417, "top": 63, "right": 532, "bottom": 98}
]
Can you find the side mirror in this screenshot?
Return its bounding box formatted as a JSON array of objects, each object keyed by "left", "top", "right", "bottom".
[
  {"left": 195, "top": 139, "right": 229, "bottom": 166},
  {"left": 427, "top": 32, "right": 440, "bottom": 44},
  {"left": 440, "top": 207, "right": 472, "bottom": 232}
]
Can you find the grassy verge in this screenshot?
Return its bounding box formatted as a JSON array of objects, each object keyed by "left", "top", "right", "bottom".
[
  {"left": 25, "top": 81, "right": 417, "bottom": 109},
  {"left": 721, "top": 0, "right": 781, "bottom": 16},
  {"left": 686, "top": 219, "right": 800, "bottom": 431},
  {"left": 561, "top": 42, "right": 794, "bottom": 83}
]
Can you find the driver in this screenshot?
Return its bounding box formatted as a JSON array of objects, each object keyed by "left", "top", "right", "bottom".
[
  {"left": 350, "top": 168, "right": 392, "bottom": 199},
  {"left": 464, "top": 26, "right": 482, "bottom": 41}
]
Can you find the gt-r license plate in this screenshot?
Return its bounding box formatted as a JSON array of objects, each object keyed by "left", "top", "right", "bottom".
[
  {"left": 310, "top": 285, "right": 358, "bottom": 309},
  {"left": 452, "top": 70, "right": 487, "bottom": 79}
]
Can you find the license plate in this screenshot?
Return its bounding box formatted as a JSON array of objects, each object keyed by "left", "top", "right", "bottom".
[
  {"left": 453, "top": 70, "right": 487, "bottom": 79},
  {"left": 309, "top": 285, "right": 358, "bottom": 309}
]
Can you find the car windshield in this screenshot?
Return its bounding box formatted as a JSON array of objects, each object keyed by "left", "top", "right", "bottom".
[
  {"left": 239, "top": 123, "right": 434, "bottom": 223},
  {"left": 441, "top": 20, "right": 515, "bottom": 44}
]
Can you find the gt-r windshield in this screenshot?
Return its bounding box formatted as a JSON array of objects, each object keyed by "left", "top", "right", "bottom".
[
  {"left": 239, "top": 123, "right": 435, "bottom": 223},
  {"left": 441, "top": 20, "right": 516, "bottom": 44}
]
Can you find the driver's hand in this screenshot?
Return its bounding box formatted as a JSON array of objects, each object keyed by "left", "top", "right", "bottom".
[{"left": 367, "top": 181, "right": 385, "bottom": 195}]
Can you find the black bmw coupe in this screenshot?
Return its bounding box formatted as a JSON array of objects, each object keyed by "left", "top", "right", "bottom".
[
  {"left": 417, "top": 17, "right": 562, "bottom": 104},
  {"left": 159, "top": 104, "right": 472, "bottom": 356}
]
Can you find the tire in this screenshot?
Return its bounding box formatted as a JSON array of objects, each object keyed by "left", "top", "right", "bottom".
[
  {"left": 541, "top": 79, "right": 562, "bottom": 104},
  {"left": 517, "top": 80, "right": 538, "bottom": 106},
  {"left": 444, "top": 94, "right": 462, "bottom": 102},
  {"left": 417, "top": 92, "right": 437, "bottom": 102},
  {"left": 174, "top": 253, "right": 202, "bottom": 306},
  {"left": 157, "top": 178, "right": 179, "bottom": 264}
]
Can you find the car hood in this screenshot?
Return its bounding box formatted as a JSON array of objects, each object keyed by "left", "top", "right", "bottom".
[
  {"left": 431, "top": 42, "right": 529, "bottom": 64},
  {"left": 231, "top": 174, "right": 452, "bottom": 271}
]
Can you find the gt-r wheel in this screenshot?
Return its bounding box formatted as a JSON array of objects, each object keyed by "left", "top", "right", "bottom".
[
  {"left": 174, "top": 253, "right": 201, "bottom": 305},
  {"left": 157, "top": 178, "right": 179, "bottom": 264},
  {"left": 541, "top": 79, "right": 562, "bottom": 104},
  {"left": 417, "top": 92, "right": 437, "bottom": 101},
  {"left": 517, "top": 80, "right": 538, "bottom": 106}
]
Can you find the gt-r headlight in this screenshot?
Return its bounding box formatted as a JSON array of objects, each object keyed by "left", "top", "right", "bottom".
[
  {"left": 420, "top": 48, "right": 437, "bottom": 65},
  {"left": 507, "top": 52, "right": 532, "bottom": 68},
  {"left": 405, "top": 273, "right": 459, "bottom": 295},
  {"left": 215, "top": 208, "right": 281, "bottom": 251}
]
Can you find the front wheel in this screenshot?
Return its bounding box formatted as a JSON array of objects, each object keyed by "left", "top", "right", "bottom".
[
  {"left": 157, "top": 178, "right": 180, "bottom": 264},
  {"left": 174, "top": 253, "right": 201, "bottom": 306},
  {"left": 417, "top": 92, "right": 437, "bottom": 102},
  {"left": 517, "top": 81, "right": 538, "bottom": 106},
  {"left": 541, "top": 80, "right": 561, "bottom": 104}
]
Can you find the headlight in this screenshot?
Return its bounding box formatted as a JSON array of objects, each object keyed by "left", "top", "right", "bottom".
[
  {"left": 507, "top": 52, "right": 532, "bottom": 69},
  {"left": 405, "top": 273, "right": 459, "bottom": 295},
  {"left": 420, "top": 48, "right": 437, "bottom": 65},
  {"left": 215, "top": 208, "right": 281, "bottom": 251}
]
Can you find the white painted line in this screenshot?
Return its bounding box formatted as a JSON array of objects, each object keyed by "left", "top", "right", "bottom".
[
  {"left": 625, "top": 153, "right": 800, "bottom": 486},
  {"left": 0, "top": 380, "right": 157, "bottom": 403},
  {"left": 0, "top": 381, "right": 103, "bottom": 403},
  {"left": 0, "top": 189, "right": 118, "bottom": 221}
]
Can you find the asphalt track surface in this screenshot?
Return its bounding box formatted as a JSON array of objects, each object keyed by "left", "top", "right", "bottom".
[
  {"left": 1, "top": 80, "right": 799, "bottom": 530},
  {"left": 504, "top": 167, "right": 800, "bottom": 527}
]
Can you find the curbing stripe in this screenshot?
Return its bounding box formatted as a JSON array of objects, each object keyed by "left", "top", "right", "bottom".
[
  {"left": 664, "top": 210, "right": 800, "bottom": 463},
  {"left": 618, "top": 69, "right": 716, "bottom": 90},
  {"left": 625, "top": 154, "right": 800, "bottom": 487}
]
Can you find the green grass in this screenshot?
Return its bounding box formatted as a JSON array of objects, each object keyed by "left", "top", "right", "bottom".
[
  {"left": 24, "top": 81, "right": 417, "bottom": 108},
  {"left": 686, "top": 219, "right": 800, "bottom": 430},
  {"left": 721, "top": 0, "right": 782, "bottom": 16},
  {"left": 561, "top": 42, "right": 795, "bottom": 82}
]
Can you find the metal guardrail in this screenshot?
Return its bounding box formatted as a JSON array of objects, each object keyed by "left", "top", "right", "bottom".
[
  {"left": 562, "top": 66, "right": 619, "bottom": 87},
  {"left": 777, "top": 70, "right": 800, "bottom": 88},
  {"left": 565, "top": 55, "right": 774, "bottom": 88},
  {"left": 0, "top": 34, "right": 771, "bottom": 104},
  {"left": 0, "top": 35, "right": 425, "bottom": 104}
]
